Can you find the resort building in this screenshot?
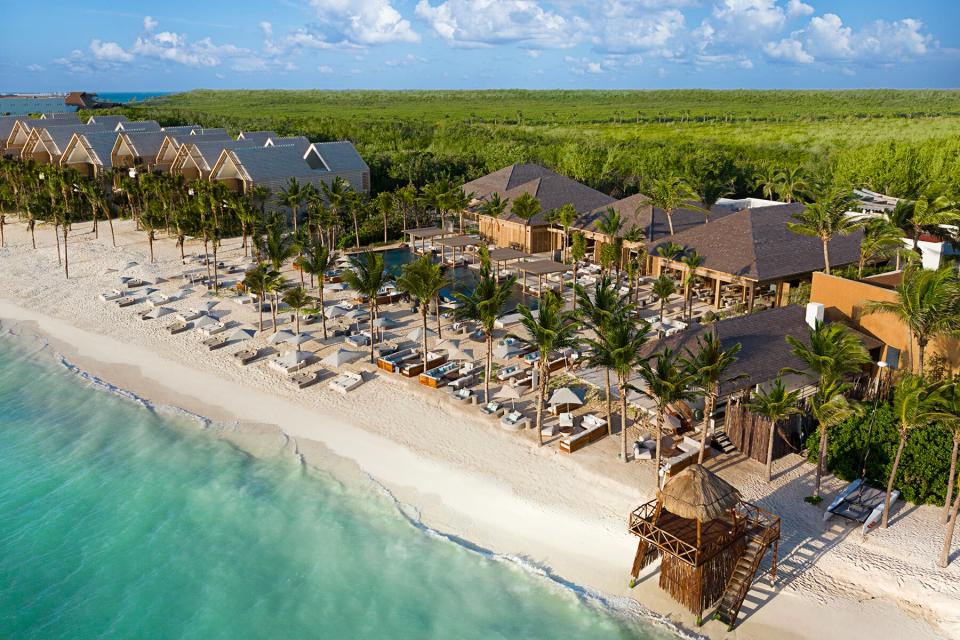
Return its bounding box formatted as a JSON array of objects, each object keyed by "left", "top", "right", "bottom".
[
  {"left": 0, "top": 93, "right": 78, "bottom": 116},
  {"left": 210, "top": 140, "right": 370, "bottom": 196},
  {"left": 237, "top": 130, "right": 278, "bottom": 145},
  {"left": 169, "top": 138, "right": 263, "bottom": 180},
  {"left": 153, "top": 129, "right": 231, "bottom": 172},
  {"left": 19, "top": 120, "right": 114, "bottom": 165},
  {"left": 466, "top": 163, "right": 614, "bottom": 253},
  {"left": 60, "top": 130, "right": 122, "bottom": 177},
  {"left": 111, "top": 131, "right": 170, "bottom": 172},
  {"left": 648, "top": 203, "right": 863, "bottom": 312},
  {"left": 810, "top": 271, "right": 960, "bottom": 374}
]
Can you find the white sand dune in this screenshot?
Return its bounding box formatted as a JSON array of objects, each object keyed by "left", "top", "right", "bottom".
[{"left": 0, "top": 219, "right": 957, "bottom": 640}]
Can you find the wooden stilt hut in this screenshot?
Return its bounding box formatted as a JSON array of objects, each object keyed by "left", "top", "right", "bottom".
[{"left": 627, "top": 464, "right": 780, "bottom": 629}]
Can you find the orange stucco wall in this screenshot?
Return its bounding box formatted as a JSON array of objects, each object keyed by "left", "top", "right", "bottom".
[{"left": 810, "top": 271, "right": 960, "bottom": 373}]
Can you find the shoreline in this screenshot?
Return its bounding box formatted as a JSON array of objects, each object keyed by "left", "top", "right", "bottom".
[{"left": 0, "top": 220, "right": 956, "bottom": 640}]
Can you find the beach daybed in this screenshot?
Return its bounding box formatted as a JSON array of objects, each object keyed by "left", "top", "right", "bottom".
[
  {"left": 377, "top": 347, "right": 419, "bottom": 373},
  {"left": 329, "top": 371, "right": 364, "bottom": 394},
  {"left": 451, "top": 388, "right": 472, "bottom": 402},
  {"left": 203, "top": 333, "right": 232, "bottom": 350},
  {"left": 233, "top": 348, "right": 260, "bottom": 365},
  {"left": 199, "top": 321, "right": 227, "bottom": 337},
  {"left": 166, "top": 320, "right": 189, "bottom": 335},
  {"left": 116, "top": 295, "right": 138, "bottom": 308},
  {"left": 419, "top": 361, "right": 460, "bottom": 387},
  {"left": 269, "top": 350, "right": 314, "bottom": 374},
  {"left": 480, "top": 401, "right": 503, "bottom": 416},
  {"left": 500, "top": 411, "right": 528, "bottom": 431},
  {"left": 659, "top": 436, "right": 710, "bottom": 483},
  {"left": 176, "top": 308, "right": 206, "bottom": 322},
  {"left": 291, "top": 369, "right": 325, "bottom": 389},
  {"left": 100, "top": 289, "right": 124, "bottom": 301},
  {"left": 399, "top": 351, "right": 446, "bottom": 378},
  {"left": 496, "top": 363, "right": 527, "bottom": 381},
  {"left": 560, "top": 417, "right": 608, "bottom": 454}
]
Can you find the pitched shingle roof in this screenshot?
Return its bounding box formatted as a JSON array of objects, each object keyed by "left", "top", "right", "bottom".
[
  {"left": 86, "top": 115, "right": 128, "bottom": 127},
  {"left": 238, "top": 130, "right": 278, "bottom": 144},
  {"left": 228, "top": 144, "right": 315, "bottom": 181},
  {"left": 43, "top": 122, "right": 112, "bottom": 154},
  {"left": 161, "top": 124, "right": 203, "bottom": 134},
  {"left": 72, "top": 130, "right": 119, "bottom": 168},
  {"left": 187, "top": 138, "right": 261, "bottom": 168},
  {"left": 575, "top": 193, "right": 729, "bottom": 241},
  {"left": 313, "top": 141, "right": 368, "bottom": 172},
  {"left": 639, "top": 306, "right": 815, "bottom": 397},
  {"left": 464, "top": 163, "right": 614, "bottom": 226},
  {"left": 0, "top": 115, "right": 31, "bottom": 140},
  {"left": 118, "top": 120, "right": 160, "bottom": 132},
  {"left": 649, "top": 203, "right": 863, "bottom": 282},
  {"left": 119, "top": 130, "right": 168, "bottom": 159}
]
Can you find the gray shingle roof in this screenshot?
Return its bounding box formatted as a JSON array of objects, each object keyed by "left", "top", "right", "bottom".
[
  {"left": 238, "top": 130, "right": 278, "bottom": 144},
  {"left": 187, "top": 138, "right": 261, "bottom": 168},
  {"left": 639, "top": 305, "right": 814, "bottom": 397},
  {"left": 575, "top": 193, "right": 729, "bottom": 241},
  {"left": 43, "top": 123, "right": 112, "bottom": 154},
  {"left": 228, "top": 144, "right": 315, "bottom": 181},
  {"left": 86, "top": 115, "right": 128, "bottom": 127},
  {"left": 464, "top": 163, "right": 614, "bottom": 226},
  {"left": 73, "top": 130, "right": 120, "bottom": 168},
  {"left": 649, "top": 203, "right": 863, "bottom": 282},
  {"left": 0, "top": 115, "right": 31, "bottom": 140},
  {"left": 120, "top": 130, "right": 168, "bottom": 159},
  {"left": 161, "top": 124, "right": 202, "bottom": 134},
  {"left": 268, "top": 136, "right": 311, "bottom": 153},
  {"left": 119, "top": 120, "right": 160, "bottom": 132},
  {"left": 313, "top": 141, "right": 368, "bottom": 172}
]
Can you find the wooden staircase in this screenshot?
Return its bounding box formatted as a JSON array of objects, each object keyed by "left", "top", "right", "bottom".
[
  {"left": 710, "top": 426, "right": 736, "bottom": 454},
  {"left": 714, "top": 533, "right": 772, "bottom": 629}
]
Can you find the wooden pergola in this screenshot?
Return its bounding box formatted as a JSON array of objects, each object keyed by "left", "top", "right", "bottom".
[
  {"left": 487, "top": 247, "right": 529, "bottom": 279},
  {"left": 435, "top": 234, "right": 482, "bottom": 266},
  {"left": 517, "top": 259, "right": 568, "bottom": 299},
  {"left": 406, "top": 227, "right": 448, "bottom": 254}
]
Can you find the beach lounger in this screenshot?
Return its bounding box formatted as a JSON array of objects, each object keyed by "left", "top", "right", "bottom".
[
  {"left": 291, "top": 370, "right": 319, "bottom": 389},
  {"left": 199, "top": 321, "right": 227, "bottom": 337},
  {"left": 166, "top": 320, "right": 189, "bottom": 335},
  {"left": 233, "top": 348, "right": 260, "bottom": 365},
  {"left": 100, "top": 289, "right": 124, "bottom": 301},
  {"left": 452, "top": 388, "right": 472, "bottom": 401},
  {"left": 269, "top": 351, "right": 313, "bottom": 374},
  {"left": 116, "top": 296, "right": 138, "bottom": 308},
  {"left": 480, "top": 401, "right": 502, "bottom": 415},
  {"left": 329, "top": 371, "right": 363, "bottom": 394},
  {"left": 203, "top": 334, "right": 231, "bottom": 350},
  {"left": 176, "top": 309, "right": 206, "bottom": 322},
  {"left": 125, "top": 278, "right": 147, "bottom": 289}
]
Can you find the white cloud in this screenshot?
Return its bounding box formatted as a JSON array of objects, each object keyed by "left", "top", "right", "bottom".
[
  {"left": 564, "top": 55, "right": 615, "bottom": 75},
  {"left": 318, "top": 65, "right": 334, "bottom": 73},
  {"left": 259, "top": 21, "right": 273, "bottom": 37},
  {"left": 590, "top": 3, "right": 685, "bottom": 55},
  {"left": 416, "top": 0, "right": 578, "bottom": 48},
  {"left": 308, "top": 0, "right": 419, "bottom": 46},
  {"left": 384, "top": 53, "right": 424, "bottom": 67},
  {"left": 786, "top": 0, "right": 814, "bottom": 18},
  {"left": 90, "top": 39, "right": 134, "bottom": 63},
  {"left": 53, "top": 50, "right": 92, "bottom": 74},
  {"left": 26, "top": 63, "right": 45, "bottom": 72},
  {"left": 143, "top": 16, "right": 159, "bottom": 32},
  {"left": 763, "top": 37, "right": 813, "bottom": 63},
  {"left": 131, "top": 31, "right": 247, "bottom": 67}
]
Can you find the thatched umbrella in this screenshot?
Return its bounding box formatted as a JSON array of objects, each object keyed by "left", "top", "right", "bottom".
[{"left": 660, "top": 464, "right": 741, "bottom": 547}]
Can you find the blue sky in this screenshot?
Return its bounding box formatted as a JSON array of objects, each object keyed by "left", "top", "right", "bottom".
[{"left": 1, "top": 0, "right": 957, "bottom": 91}]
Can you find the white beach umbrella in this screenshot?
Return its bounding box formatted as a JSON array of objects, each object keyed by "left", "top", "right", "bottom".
[
  {"left": 227, "top": 328, "right": 255, "bottom": 343},
  {"left": 406, "top": 326, "right": 436, "bottom": 343},
  {"left": 284, "top": 332, "right": 314, "bottom": 346},
  {"left": 372, "top": 317, "right": 397, "bottom": 329},
  {"left": 548, "top": 387, "right": 584, "bottom": 410},
  {"left": 268, "top": 330, "right": 296, "bottom": 345},
  {"left": 120, "top": 261, "right": 139, "bottom": 271},
  {"left": 324, "top": 282, "right": 348, "bottom": 292},
  {"left": 325, "top": 305, "right": 348, "bottom": 319},
  {"left": 438, "top": 339, "right": 474, "bottom": 362},
  {"left": 493, "top": 384, "right": 523, "bottom": 409},
  {"left": 322, "top": 348, "right": 363, "bottom": 367}
]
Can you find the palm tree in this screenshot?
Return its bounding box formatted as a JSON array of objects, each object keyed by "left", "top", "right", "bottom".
[
  {"left": 279, "top": 177, "right": 304, "bottom": 233},
  {"left": 908, "top": 184, "right": 960, "bottom": 252},
  {"left": 941, "top": 382, "right": 960, "bottom": 526},
  {"left": 243, "top": 265, "right": 269, "bottom": 333},
  {"left": 864, "top": 265, "right": 960, "bottom": 374},
  {"left": 692, "top": 176, "right": 731, "bottom": 213},
  {"left": 680, "top": 250, "right": 704, "bottom": 320},
  {"left": 655, "top": 241, "right": 684, "bottom": 263},
  {"left": 298, "top": 241, "right": 336, "bottom": 339},
  {"left": 549, "top": 203, "right": 578, "bottom": 263},
  {"left": 264, "top": 269, "right": 287, "bottom": 334},
  {"left": 635, "top": 348, "right": 698, "bottom": 486},
  {"left": 511, "top": 290, "right": 580, "bottom": 445},
  {"left": 570, "top": 232, "right": 586, "bottom": 312},
  {"left": 250, "top": 185, "right": 271, "bottom": 221},
  {"left": 576, "top": 276, "right": 629, "bottom": 432},
  {"left": 321, "top": 176, "right": 350, "bottom": 245},
  {"left": 345, "top": 191, "right": 365, "bottom": 249},
  {"left": 786, "top": 321, "right": 870, "bottom": 498},
  {"left": 686, "top": 333, "right": 744, "bottom": 463},
  {"left": 510, "top": 192, "right": 542, "bottom": 223},
  {"left": 237, "top": 202, "right": 260, "bottom": 257},
  {"left": 883, "top": 374, "right": 949, "bottom": 528},
  {"left": 341, "top": 252, "right": 389, "bottom": 363},
  {"left": 397, "top": 254, "right": 448, "bottom": 370},
  {"left": 786, "top": 190, "right": 863, "bottom": 275},
  {"left": 282, "top": 286, "right": 312, "bottom": 335},
  {"left": 748, "top": 378, "right": 801, "bottom": 482},
  {"left": 374, "top": 191, "right": 394, "bottom": 244},
  {"left": 81, "top": 181, "right": 114, "bottom": 246},
  {"left": 594, "top": 207, "right": 623, "bottom": 276},
  {"left": 449, "top": 187, "right": 473, "bottom": 234},
  {"left": 454, "top": 246, "right": 517, "bottom": 403},
  {"left": 648, "top": 177, "right": 702, "bottom": 236},
  {"left": 589, "top": 314, "right": 649, "bottom": 460},
  {"left": 651, "top": 274, "right": 676, "bottom": 325},
  {"left": 479, "top": 192, "right": 508, "bottom": 242},
  {"left": 774, "top": 166, "right": 809, "bottom": 203},
  {"left": 754, "top": 166, "right": 783, "bottom": 200},
  {"left": 858, "top": 218, "right": 903, "bottom": 278}
]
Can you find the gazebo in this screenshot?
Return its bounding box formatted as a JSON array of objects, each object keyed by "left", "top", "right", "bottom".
[
  {"left": 517, "top": 259, "right": 568, "bottom": 298},
  {"left": 406, "top": 227, "right": 448, "bottom": 254},
  {"left": 627, "top": 465, "right": 780, "bottom": 629},
  {"left": 435, "top": 234, "right": 482, "bottom": 266}
]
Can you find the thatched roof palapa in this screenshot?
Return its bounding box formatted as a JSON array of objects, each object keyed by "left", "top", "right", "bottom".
[{"left": 660, "top": 465, "right": 741, "bottom": 521}]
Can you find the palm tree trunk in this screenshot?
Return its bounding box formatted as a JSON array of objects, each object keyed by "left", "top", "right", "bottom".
[
  {"left": 62, "top": 224, "right": 69, "bottom": 279},
  {"left": 105, "top": 207, "right": 115, "bottom": 246},
  {"left": 941, "top": 484, "right": 960, "bottom": 567},
  {"left": 29, "top": 220, "right": 36, "bottom": 249},
  {"left": 666, "top": 210, "right": 675, "bottom": 236},
  {"left": 604, "top": 369, "right": 613, "bottom": 436},
  {"left": 54, "top": 221, "right": 62, "bottom": 265},
  {"left": 654, "top": 409, "right": 664, "bottom": 487},
  {"left": 620, "top": 377, "right": 629, "bottom": 462},
  {"left": 822, "top": 240, "right": 831, "bottom": 275},
  {"left": 485, "top": 332, "right": 493, "bottom": 404},
  {"left": 882, "top": 433, "right": 907, "bottom": 528},
  {"left": 369, "top": 301, "right": 377, "bottom": 364},
  {"left": 353, "top": 213, "right": 360, "bottom": 249},
  {"left": 319, "top": 279, "right": 328, "bottom": 340},
  {"left": 765, "top": 419, "right": 777, "bottom": 482},
  {"left": 271, "top": 295, "right": 278, "bottom": 333},
  {"left": 213, "top": 242, "right": 219, "bottom": 292},
  {"left": 813, "top": 425, "right": 828, "bottom": 499},
  {"left": 0, "top": 215, "right": 5, "bottom": 247},
  {"left": 421, "top": 308, "right": 429, "bottom": 370},
  {"left": 943, "top": 438, "right": 959, "bottom": 524},
  {"left": 697, "top": 392, "right": 715, "bottom": 463},
  {"left": 258, "top": 295, "right": 264, "bottom": 333},
  {"left": 435, "top": 296, "right": 442, "bottom": 339},
  {"left": 149, "top": 232, "right": 155, "bottom": 263},
  {"left": 535, "top": 363, "right": 548, "bottom": 446},
  {"left": 917, "top": 338, "right": 927, "bottom": 376}
]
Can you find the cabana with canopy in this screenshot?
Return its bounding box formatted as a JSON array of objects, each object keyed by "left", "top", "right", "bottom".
[
  {"left": 627, "top": 465, "right": 780, "bottom": 629},
  {"left": 516, "top": 259, "right": 568, "bottom": 298},
  {"left": 406, "top": 227, "right": 448, "bottom": 254}
]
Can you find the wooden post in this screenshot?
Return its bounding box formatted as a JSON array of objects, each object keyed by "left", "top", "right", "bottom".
[
  {"left": 713, "top": 278, "right": 722, "bottom": 309},
  {"left": 747, "top": 283, "right": 756, "bottom": 312},
  {"left": 771, "top": 540, "right": 778, "bottom": 584}
]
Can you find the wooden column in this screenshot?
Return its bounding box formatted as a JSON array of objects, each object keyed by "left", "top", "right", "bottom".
[
  {"left": 747, "top": 282, "right": 756, "bottom": 312},
  {"left": 713, "top": 277, "right": 722, "bottom": 310}
]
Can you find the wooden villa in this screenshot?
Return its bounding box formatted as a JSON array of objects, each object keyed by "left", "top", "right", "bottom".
[
  {"left": 153, "top": 129, "right": 231, "bottom": 172},
  {"left": 19, "top": 120, "right": 113, "bottom": 165},
  {"left": 60, "top": 129, "right": 120, "bottom": 177},
  {"left": 464, "top": 163, "right": 614, "bottom": 254},
  {"left": 648, "top": 203, "right": 864, "bottom": 312},
  {"left": 628, "top": 465, "right": 780, "bottom": 629}
]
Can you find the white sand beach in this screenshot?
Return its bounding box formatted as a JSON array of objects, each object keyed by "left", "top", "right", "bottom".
[{"left": 1, "top": 219, "right": 957, "bottom": 640}]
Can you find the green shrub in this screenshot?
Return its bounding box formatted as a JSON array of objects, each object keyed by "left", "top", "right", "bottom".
[{"left": 806, "top": 404, "right": 954, "bottom": 505}]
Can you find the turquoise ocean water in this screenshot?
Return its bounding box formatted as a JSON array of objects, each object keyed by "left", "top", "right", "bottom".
[{"left": 0, "top": 334, "right": 674, "bottom": 640}]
